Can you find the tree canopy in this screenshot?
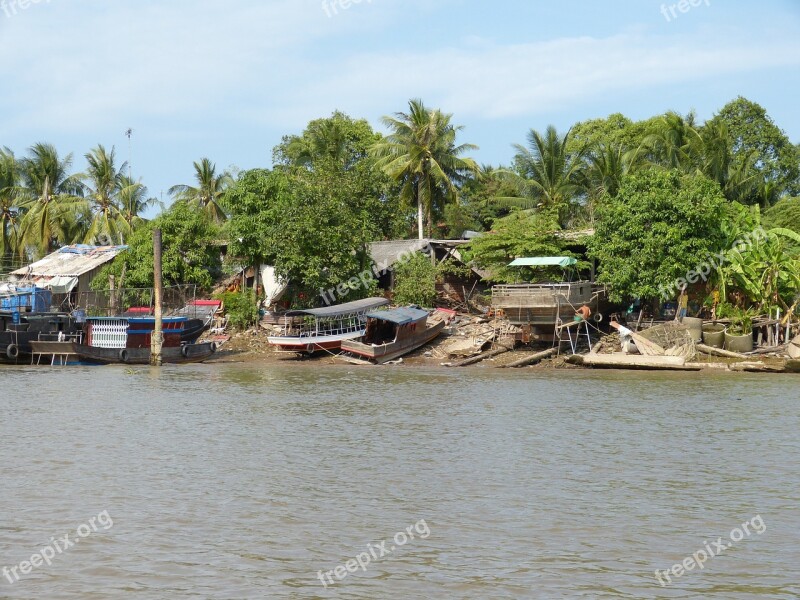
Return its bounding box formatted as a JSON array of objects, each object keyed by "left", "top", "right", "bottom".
[{"left": 588, "top": 169, "right": 729, "bottom": 302}]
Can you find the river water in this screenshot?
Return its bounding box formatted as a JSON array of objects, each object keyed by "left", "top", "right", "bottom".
[{"left": 0, "top": 363, "right": 798, "bottom": 599}]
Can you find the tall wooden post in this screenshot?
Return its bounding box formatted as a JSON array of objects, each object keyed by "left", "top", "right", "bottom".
[{"left": 150, "top": 228, "right": 163, "bottom": 366}]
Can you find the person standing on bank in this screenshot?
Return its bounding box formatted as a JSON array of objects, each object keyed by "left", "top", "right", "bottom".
[{"left": 676, "top": 285, "right": 688, "bottom": 321}]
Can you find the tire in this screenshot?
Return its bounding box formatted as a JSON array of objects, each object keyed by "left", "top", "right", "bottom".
[
  {"left": 594, "top": 313, "right": 603, "bottom": 323},
  {"left": 210, "top": 342, "right": 217, "bottom": 353},
  {"left": 118, "top": 349, "right": 129, "bottom": 363},
  {"left": 6, "top": 344, "right": 19, "bottom": 360},
  {"left": 306, "top": 344, "right": 316, "bottom": 354},
  {"left": 181, "top": 345, "right": 191, "bottom": 358}
]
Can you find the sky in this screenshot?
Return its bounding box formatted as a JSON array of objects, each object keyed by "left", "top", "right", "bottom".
[{"left": 1, "top": 0, "right": 799, "bottom": 213}]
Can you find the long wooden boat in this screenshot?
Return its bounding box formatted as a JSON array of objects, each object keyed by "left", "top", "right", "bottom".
[
  {"left": 72, "top": 341, "right": 216, "bottom": 364},
  {"left": 340, "top": 306, "right": 446, "bottom": 364},
  {"left": 72, "top": 315, "right": 216, "bottom": 364},
  {"left": 267, "top": 297, "right": 389, "bottom": 354}
]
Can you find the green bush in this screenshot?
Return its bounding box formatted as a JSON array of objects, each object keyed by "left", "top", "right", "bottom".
[
  {"left": 392, "top": 252, "right": 437, "bottom": 306},
  {"left": 218, "top": 290, "right": 260, "bottom": 330}
]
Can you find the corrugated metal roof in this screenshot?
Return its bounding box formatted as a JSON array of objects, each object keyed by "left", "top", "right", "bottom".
[
  {"left": 10, "top": 245, "right": 127, "bottom": 278},
  {"left": 369, "top": 240, "right": 432, "bottom": 271},
  {"left": 365, "top": 306, "right": 428, "bottom": 324},
  {"left": 285, "top": 297, "right": 388, "bottom": 318}
]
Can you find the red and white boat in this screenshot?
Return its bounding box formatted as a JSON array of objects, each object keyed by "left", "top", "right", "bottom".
[{"left": 267, "top": 297, "right": 389, "bottom": 354}]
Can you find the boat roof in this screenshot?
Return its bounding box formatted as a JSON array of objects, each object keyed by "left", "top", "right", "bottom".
[
  {"left": 365, "top": 306, "right": 428, "bottom": 325},
  {"left": 508, "top": 256, "right": 576, "bottom": 267},
  {"left": 285, "top": 297, "right": 389, "bottom": 318}
]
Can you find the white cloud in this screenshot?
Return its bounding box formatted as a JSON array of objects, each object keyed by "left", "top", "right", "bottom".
[{"left": 0, "top": 0, "right": 798, "bottom": 139}]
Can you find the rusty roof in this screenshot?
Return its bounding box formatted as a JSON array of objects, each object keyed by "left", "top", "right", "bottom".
[{"left": 10, "top": 245, "right": 127, "bottom": 278}]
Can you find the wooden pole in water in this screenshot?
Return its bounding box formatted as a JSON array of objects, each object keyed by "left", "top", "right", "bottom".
[{"left": 150, "top": 228, "right": 163, "bottom": 366}]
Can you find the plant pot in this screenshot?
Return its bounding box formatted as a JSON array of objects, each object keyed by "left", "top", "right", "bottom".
[
  {"left": 724, "top": 331, "right": 753, "bottom": 353},
  {"left": 682, "top": 317, "right": 703, "bottom": 342},
  {"left": 702, "top": 324, "right": 726, "bottom": 348}
]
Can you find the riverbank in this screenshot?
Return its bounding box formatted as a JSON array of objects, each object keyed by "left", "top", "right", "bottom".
[{"left": 205, "top": 328, "right": 796, "bottom": 373}]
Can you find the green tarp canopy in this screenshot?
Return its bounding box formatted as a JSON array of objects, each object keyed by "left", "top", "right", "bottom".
[{"left": 508, "top": 257, "right": 577, "bottom": 267}]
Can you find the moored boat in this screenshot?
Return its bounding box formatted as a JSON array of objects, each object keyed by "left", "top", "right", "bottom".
[
  {"left": 340, "top": 306, "right": 446, "bottom": 364},
  {"left": 267, "top": 297, "right": 389, "bottom": 354},
  {"left": 0, "top": 312, "right": 80, "bottom": 362},
  {"left": 72, "top": 315, "right": 215, "bottom": 364}
]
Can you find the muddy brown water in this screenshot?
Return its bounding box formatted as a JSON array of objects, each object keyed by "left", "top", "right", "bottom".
[{"left": 1, "top": 364, "right": 798, "bottom": 598}]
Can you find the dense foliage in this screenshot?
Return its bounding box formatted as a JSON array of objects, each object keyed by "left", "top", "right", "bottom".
[
  {"left": 391, "top": 252, "right": 438, "bottom": 306},
  {"left": 94, "top": 202, "right": 222, "bottom": 290},
  {"left": 4, "top": 96, "right": 799, "bottom": 314},
  {"left": 588, "top": 169, "right": 728, "bottom": 302},
  {"left": 217, "top": 290, "right": 260, "bottom": 330},
  {"left": 466, "top": 211, "right": 568, "bottom": 283}
]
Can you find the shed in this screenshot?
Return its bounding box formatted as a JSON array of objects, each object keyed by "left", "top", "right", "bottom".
[{"left": 9, "top": 245, "right": 127, "bottom": 309}]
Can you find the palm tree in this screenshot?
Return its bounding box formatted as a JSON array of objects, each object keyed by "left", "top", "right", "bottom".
[
  {"left": 0, "top": 148, "right": 25, "bottom": 263},
  {"left": 168, "top": 158, "right": 232, "bottom": 223},
  {"left": 371, "top": 99, "right": 480, "bottom": 239},
  {"left": 80, "top": 144, "right": 128, "bottom": 245},
  {"left": 118, "top": 175, "right": 161, "bottom": 240},
  {"left": 499, "top": 126, "right": 585, "bottom": 227},
  {"left": 284, "top": 116, "right": 350, "bottom": 169},
  {"left": 18, "top": 143, "right": 84, "bottom": 257},
  {"left": 637, "top": 111, "right": 703, "bottom": 172}
]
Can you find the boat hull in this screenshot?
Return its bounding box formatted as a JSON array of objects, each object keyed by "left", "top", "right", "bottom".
[
  {"left": 0, "top": 313, "right": 80, "bottom": 362},
  {"left": 341, "top": 320, "right": 445, "bottom": 364},
  {"left": 72, "top": 342, "right": 216, "bottom": 365},
  {"left": 267, "top": 331, "right": 364, "bottom": 354}
]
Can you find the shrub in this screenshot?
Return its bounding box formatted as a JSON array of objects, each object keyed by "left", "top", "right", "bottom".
[{"left": 219, "top": 290, "right": 260, "bottom": 330}]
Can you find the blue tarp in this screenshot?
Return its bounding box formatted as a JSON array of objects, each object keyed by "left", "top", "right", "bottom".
[
  {"left": 0, "top": 287, "right": 51, "bottom": 312},
  {"left": 365, "top": 306, "right": 428, "bottom": 325}
]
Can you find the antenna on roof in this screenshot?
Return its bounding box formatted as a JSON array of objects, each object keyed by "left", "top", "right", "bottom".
[{"left": 125, "top": 128, "right": 133, "bottom": 179}]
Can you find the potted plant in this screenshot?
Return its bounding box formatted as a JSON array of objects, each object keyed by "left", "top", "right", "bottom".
[{"left": 724, "top": 306, "right": 754, "bottom": 353}]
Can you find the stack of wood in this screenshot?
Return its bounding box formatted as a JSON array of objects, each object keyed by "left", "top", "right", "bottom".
[{"left": 439, "top": 317, "right": 520, "bottom": 358}]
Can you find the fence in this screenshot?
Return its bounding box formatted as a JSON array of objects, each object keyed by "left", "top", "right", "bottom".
[{"left": 66, "top": 285, "right": 202, "bottom": 318}]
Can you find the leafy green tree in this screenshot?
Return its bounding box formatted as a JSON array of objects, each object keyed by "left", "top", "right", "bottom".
[
  {"left": 708, "top": 97, "right": 800, "bottom": 201},
  {"left": 371, "top": 98, "right": 480, "bottom": 239},
  {"left": 466, "top": 210, "right": 567, "bottom": 283},
  {"left": 96, "top": 201, "right": 222, "bottom": 290},
  {"left": 274, "top": 111, "right": 381, "bottom": 171},
  {"left": 169, "top": 158, "right": 232, "bottom": 223},
  {"left": 273, "top": 112, "right": 405, "bottom": 239},
  {"left": 227, "top": 164, "right": 386, "bottom": 307},
  {"left": 588, "top": 169, "right": 728, "bottom": 302},
  {"left": 567, "top": 113, "right": 650, "bottom": 157}
]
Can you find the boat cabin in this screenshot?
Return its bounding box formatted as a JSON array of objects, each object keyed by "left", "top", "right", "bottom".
[{"left": 362, "top": 306, "right": 428, "bottom": 345}]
